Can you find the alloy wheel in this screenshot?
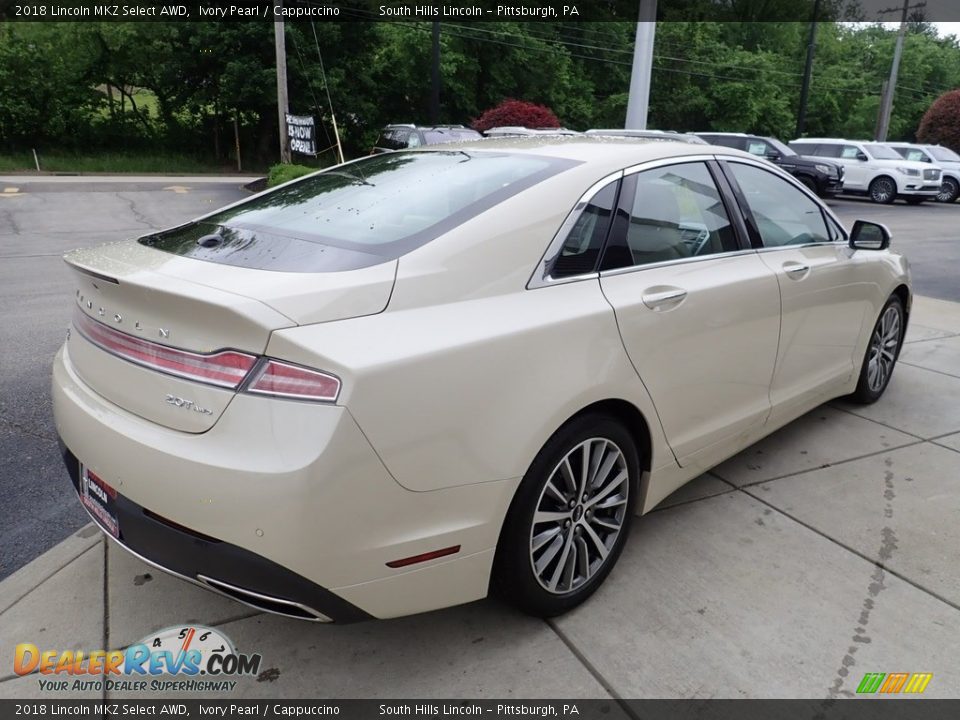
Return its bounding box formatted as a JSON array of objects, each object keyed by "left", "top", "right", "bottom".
[
  {"left": 529, "top": 438, "right": 630, "bottom": 595},
  {"left": 937, "top": 178, "right": 959, "bottom": 203},
  {"left": 866, "top": 305, "right": 901, "bottom": 392},
  {"left": 870, "top": 178, "right": 895, "bottom": 204}
]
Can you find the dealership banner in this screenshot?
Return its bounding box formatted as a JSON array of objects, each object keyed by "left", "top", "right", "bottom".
[
  {"left": 286, "top": 114, "right": 317, "bottom": 157},
  {"left": 6, "top": 0, "right": 960, "bottom": 22},
  {"left": 2, "top": 700, "right": 960, "bottom": 719}
]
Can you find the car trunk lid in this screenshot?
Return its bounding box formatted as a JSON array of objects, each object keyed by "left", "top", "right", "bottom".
[{"left": 64, "top": 240, "right": 395, "bottom": 432}]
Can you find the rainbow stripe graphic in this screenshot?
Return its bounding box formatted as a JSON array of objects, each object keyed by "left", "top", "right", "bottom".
[{"left": 856, "top": 672, "right": 933, "bottom": 694}]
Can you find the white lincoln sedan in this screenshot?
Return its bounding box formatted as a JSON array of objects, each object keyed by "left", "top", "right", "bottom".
[{"left": 53, "top": 137, "right": 910, "bottom": 622}]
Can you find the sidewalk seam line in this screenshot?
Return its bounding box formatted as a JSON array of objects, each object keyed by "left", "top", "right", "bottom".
[
  {"left": 545, "top": 619, "right": 637, "bottom": 715},
  {"left": 904, "top": 332, "right": 960, "bottom": 345},
  {"left": 723, "top": 476, "right": 960, "bottom": 616},
  {"left": 827, "top": 403, "right": 927, "bottom": 440},
  {"left": 898, "top": 360, "right": 960, "bottom": 381},
  {"left": 714, "top": 439, "right": 926, "bottom": 490},
  {"left": 0, "top": 540, "right": 101, "bottom": 617}
]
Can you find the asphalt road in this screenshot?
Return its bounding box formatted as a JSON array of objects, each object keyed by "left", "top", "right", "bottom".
[
  {"left": 0, "top": 179, "right": 958, "bottom": 580},
  {"left": 0, "top": 178, "right": 251, "bottom": 580},
  {"left": 828, "top": 196, "right": 960, "bottom": 302}
]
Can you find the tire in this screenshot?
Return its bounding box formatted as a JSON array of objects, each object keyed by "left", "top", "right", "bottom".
[
  {"left": 492, "top": 413, "right": 640, "bottom": 617},
  {"left": 937, "top": 177, "right": 960, "bottom": 203},
  {"left": 798, "top": 175, "right": 818, "bottom": 194},
  {"left": 905, "top": 197, "right": 927, "bottom": 205},
  {"left": 868, "top": 176, "right": 897, "bottom": 204},
  {"left": 848, "top": 295, "right": 905, "bottom": 404}
]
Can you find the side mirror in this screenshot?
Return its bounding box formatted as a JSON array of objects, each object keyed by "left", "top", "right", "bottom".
[
  {"left": 849, "top": 220, "right": 891, "bottom": 250},
  {"left": 765, "top": 150, "right": 781, "bottom": 161},
  {"left": 856, "top": 151, "right": 869, "bottom": 161}
]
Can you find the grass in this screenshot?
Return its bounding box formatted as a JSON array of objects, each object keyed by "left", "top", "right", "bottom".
[
  {"left": 267, "top": 163, "right": 320, "bottom": 187},
  {"left": 0, "top": 151, "right": 233, "bottom": 174}
]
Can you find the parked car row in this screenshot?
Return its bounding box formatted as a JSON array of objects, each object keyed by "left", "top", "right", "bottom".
[{"left": 370, "top": 123, "right": 960, "bottom": 205}]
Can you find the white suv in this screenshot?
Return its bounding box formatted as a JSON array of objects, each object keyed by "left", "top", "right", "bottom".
[
  {"left": 886, "top": 142, "right": 960, "bottom": 204},
  {"left": 789, "top": 137, "right": 942, "bottom": 204}
]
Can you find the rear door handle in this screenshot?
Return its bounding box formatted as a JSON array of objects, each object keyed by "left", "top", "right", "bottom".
[
  {"left": 783, "top": 262, "right": 810, "bottom": 279},
  {"left": 642, "top": 288, "right": 687, "bottom": 309}
]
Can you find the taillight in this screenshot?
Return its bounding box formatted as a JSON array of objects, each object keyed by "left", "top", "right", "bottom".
[
  {"left": 246, "top": 360, "right": 340, "bottom": 402},
  {"left": 73, "top": 309, "right": 257, "bottom": 389},
  {"left": 73, "top": 309, "right": 340, "bottom": 402}
]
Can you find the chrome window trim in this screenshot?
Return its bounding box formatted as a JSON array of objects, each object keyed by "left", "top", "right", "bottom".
[
  {"left": 598, "top": 248, "right": 757, "bottom": 278},
  {"left": 527, "top": 170, "right": 623, "bottom": 290},
  {"left": 529, "top": 151, "right": 855, "bottom": 289}
]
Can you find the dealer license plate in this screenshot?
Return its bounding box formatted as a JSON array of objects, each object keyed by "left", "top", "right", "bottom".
[{"left": 79, "top": 464, "right": 119, "bottom": 538}]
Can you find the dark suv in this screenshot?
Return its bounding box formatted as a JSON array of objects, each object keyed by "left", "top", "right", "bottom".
[
  {"left": 372, "top": 124, "right": 483, "bottom": 153},
  {"left": 695, "top": 132, "right": 844, "bottom": 197}
]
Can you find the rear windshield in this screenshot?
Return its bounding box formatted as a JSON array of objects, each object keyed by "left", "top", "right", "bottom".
[
  {"left": 422, "top": 129, "right": 482, "bottom": 144},
  {"left": 140, "top": 151, "right": 575, "bottom": 272}
]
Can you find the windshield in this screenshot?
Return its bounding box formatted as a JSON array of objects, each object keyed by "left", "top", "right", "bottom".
[
  {"left": 863, "top": 144, "right": 903, "bottom": 160},
  {"left": 141, "top": 151, "right": 575, "bottom": 272},
  {"left": 765, "top": 137, "right": 796, "bottom": 156},
  {"left": 928, "top": 145, "right": 960, "bottom": 162},
  {"left": 422, "top": 129, "right": 483, "bottom": 144}
]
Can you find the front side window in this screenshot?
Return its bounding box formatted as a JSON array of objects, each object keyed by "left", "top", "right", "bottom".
[
  {"left": 839, "top": 145, "right": 862, "bottom": 159},
  {"left": 601, "top": 162, "right": 739, "bottom": 270},
  {"left": 142, "top": 151, "right": 575, "bottom": 272},
  {"left": 727, "top": 162, "right": 830, "bottom": 248},
  {"left": 746, "top": 140, "right": 770, "bottom": 157},
  {"left": 863, "top": 143, "right": 903, "bottom": 160}
]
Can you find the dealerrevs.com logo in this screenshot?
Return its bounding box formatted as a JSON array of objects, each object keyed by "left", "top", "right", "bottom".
[{"left": 15, "top": 625, "right": 262, "bottom": 693}]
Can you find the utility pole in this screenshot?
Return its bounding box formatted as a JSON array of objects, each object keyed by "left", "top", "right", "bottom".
[
  {"left": 795, "top": 0, "right": 821, "bottom": 138},
  {"left": 274, "top": 0, "right": 291, "bottom": 164},
  {"left": 430, "top": 22, "right": 441, "bottom": 125},
  {"left": 625, "top": 0, "right": 657, "bottom": 130},
  {"left": 874, "top": 0, "right": 926, "bottom": 141}
]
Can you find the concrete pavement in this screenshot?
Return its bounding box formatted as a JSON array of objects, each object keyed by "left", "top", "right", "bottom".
[{"left": 2, "top": 296, "right": 959, "bottom": 700}]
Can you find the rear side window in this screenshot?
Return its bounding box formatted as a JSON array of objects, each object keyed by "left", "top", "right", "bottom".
[
  {"left": 550, "top": 180, "right": 618, "bottom": 278},
  {"left": 815, "top": 144, "right": 843, "bottom": 158},
  {"left": 601, "top": 162, "right": 739, "bottom": 270},
  {"left": 141, "top": 151, "right": 576, "bottom": 272}
]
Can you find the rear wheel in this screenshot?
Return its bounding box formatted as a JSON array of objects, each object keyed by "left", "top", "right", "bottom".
[
  {"left": 869, "top": 176, "right": 897, "bottom": 204},
  {"left": 937, "top": 177, "right": 959, "bottom": 203},
  {"left": 493, "top": 414, "right": 639, "bottom": 617},
  {"left": 849, "top": 296, "right": 905, "bottom": 404}
]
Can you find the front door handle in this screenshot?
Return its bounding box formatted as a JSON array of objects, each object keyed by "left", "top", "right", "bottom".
[
  {"left": 783, "top": 262, "right": 810, "bottom": 279},
  {"left": 642, "top": 288, "right": 687, "bottom": 309}
]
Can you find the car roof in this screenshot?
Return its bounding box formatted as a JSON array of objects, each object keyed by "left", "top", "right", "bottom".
[
  {"left": 412, "top": 135, "right": 752, "bottom": 174},
  {"left": 791, "top": 138, "right": 870, "bottom": 144}
]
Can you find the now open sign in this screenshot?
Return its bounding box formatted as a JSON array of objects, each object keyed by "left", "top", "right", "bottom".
[{"left": 286, "top": 114, "right": 317, "bottom": 156}]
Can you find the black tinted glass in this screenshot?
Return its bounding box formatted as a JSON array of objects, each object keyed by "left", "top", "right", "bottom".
[
  {"left": 141, "top": 151, "right": 575, "bottom": 272},
  {"left": 551, "top": 180, "right": 618, "bottom": 278}
]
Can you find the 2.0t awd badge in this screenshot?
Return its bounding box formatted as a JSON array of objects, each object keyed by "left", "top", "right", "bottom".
[{"left": 165, "top": 394, "right": 213, "bottom": 415}]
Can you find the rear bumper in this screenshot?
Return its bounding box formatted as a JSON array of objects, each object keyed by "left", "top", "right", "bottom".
[
  {"left": 61, "top": 445, "right": 368, "bottom": 622},
  {"left": 52, "top": 344, "right": 517, "bottom": 620}
]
